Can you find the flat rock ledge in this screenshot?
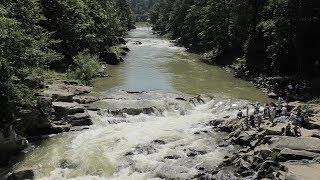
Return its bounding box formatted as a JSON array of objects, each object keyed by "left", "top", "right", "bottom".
[{"left": 42, "top": 83, "right": 98, "bottom": 131}]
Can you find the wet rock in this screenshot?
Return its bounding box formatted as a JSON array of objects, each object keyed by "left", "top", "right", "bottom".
[
  {"left": 124, "top": 152, "right": 134, "bottom": 156},
  {"left": 120, "top": 51, "right": 127, "bottom": 56},
  {"left": 133, "top": 41, "right": 142, "bottom": 45},
  {"left": 7, "top": 170, "right": 34, "bottom": 180},
  {"left": 110, "top": 107, "right": 155, "bottom": 116},
  {"left": 277, "top": 148, "right": 319, "bottom": 161},
  {"left": 68, "top": 112, "right": 92, "bottom": 126},
  {"left": 121, "top": 46, "right": 130, "bottom": 52},
  {"left": 217, "top": 141, "right": 230, "bottom": 147},
  {"left": 186, "top": 149, "right": 206, "bottom": 157},
  {"left": 59, "top": 159, "right": 78, "bottom": 169},
  {"left": 118, "top": 37, "right": 126, "bottom": 44},
  {"left": 152, "top": 139, "right": 166, "bottom": 145},
  {"left": 207, "top": 119, "right": 224, "bottom": 127},
  {"left": 175, "top": 97, "right": 187, "bottom": 101},
  {"left": 41, "top": 90, "right": 74, "bottom": 102},
  {"left": 164, "top": 155, "right": 181, "bottom": 159},
  {"left": 135, "top": 144, "right": 157, "bottom": 155},
  {"left": 73, "top": 95, "right": 99, "bottom": 104}
]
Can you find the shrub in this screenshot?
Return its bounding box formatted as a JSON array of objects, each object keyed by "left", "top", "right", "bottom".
[{"left": 73, "top": 52, "right": 101, "bottom": 84}]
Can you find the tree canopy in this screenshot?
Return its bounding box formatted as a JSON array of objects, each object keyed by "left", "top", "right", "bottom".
[{"left": 150, "top": 0, "right": 320, "bottom": 76}]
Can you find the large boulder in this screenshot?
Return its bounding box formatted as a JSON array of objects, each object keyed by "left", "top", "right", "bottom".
[
  {"left": 67, "top": 112, "right": 92, "bottom": 126},
  {"left": 41, "top": 90, "right": 74, "bottom": 102},
  {"left": 271, "top": 136, "right": 320, "bottom": 153},
  {"left": 99, "top": 52, "right": 120, "bottom": 65},
  {"left": 52, "top": 102, "right": 85, "bottom": 119},
  {"left": 277, "top": 148, "right": 319, "bottom": 161},
  {"left": 7, "top": 170, "right": 34, "bottom": 180},
  {"left": 233, "top": 130, "right": 257, "bottom": 146},
  {"left": 73, "top": 95, "right": 99, "bottom": 104}
]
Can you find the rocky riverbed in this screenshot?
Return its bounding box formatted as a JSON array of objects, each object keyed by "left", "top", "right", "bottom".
[
  {"left": 197, "top": 101, "right": 320, "bottom": 180},
  {"left": 0, "top": 81, "right": 99, "bottom": 178},
  {"left": 4, "top": 89, "right": 320, "bottom": 179}
]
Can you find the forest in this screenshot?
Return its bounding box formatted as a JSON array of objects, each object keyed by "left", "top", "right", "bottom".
[
  {"left": 0, "top": 0, "right": 134, "bottom": 125},
  {"left": 150, "top": 0, "right": 320, "bottom": 77},
  {"left": 130, "top": 0, "right": 157, "bottom": 21}
]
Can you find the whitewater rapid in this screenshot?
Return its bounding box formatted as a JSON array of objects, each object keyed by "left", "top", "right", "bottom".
[{"left": 14, "top": 91, "right": 249, "bottom": 179}]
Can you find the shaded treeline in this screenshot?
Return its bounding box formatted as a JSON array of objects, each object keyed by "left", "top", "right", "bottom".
[
  {"left": 149, "top": 0, "right": 320, "bottom": 77},
  {"left": 130, "top": 0, "right": 157, "bottom": 21},
  {"left": 0, "top": 0, "right": 134, "bottom": 126}
]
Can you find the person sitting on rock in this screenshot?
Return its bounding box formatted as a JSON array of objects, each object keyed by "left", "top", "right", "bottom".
[
  {"left": 237, "top": 109, "right": 243, "bottom": 119},
  {"left": 293, "top": 125, "right": 301, "bottom": 137},
  {"left": 301, "top": 115, "right": 310, "bottom": 129},
  {"left": 254, "top": 103, "right": 260, "bottom": 114},
  {"left": 285, "top": 123, "right": 293, "bottom": 136}
]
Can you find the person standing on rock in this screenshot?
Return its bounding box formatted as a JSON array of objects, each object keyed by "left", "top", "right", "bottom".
[
  {"left": 270, "top": 107, "right": 276, "bottom": 123},
  {"left": 250, "top": 115, "right": 256, "bottom": 128},
  {"left": 263, "top": 104, "right": 271, "bottom": 119},
  {"left": 256, "top": 114, "right": 263, "bottom": 128},
  {"left": 237, "top": 109, "right": 243, "bottom": 119},
  {"left": 243, "top": 106, "right": 250, "bottom": 130},
  {"left": 254, "top": 103, "right": 260, "bottom": 114}
]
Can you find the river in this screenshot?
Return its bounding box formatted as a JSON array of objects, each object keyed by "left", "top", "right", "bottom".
[{"left": 13, "top": 26, "right": 270, "bottom": 179}]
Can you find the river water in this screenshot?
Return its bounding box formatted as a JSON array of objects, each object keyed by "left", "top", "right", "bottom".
[{"left": 13, "top": 26, "right": 270, "bottom": 179}]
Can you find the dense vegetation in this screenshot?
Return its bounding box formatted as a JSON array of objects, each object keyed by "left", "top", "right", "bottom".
[
  {"left": 0, "top": 0, "right": 134, "bottom": 126},
  {"left": 130, "top": 0, "right": 157, "bottom": 21},
  {"left": 150, "top": 0, "right": 320, "bottom": 77}
]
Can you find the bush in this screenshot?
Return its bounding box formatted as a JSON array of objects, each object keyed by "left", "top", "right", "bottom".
[{"left": 72, "top": 52, "right": 101, "bottom": 84}]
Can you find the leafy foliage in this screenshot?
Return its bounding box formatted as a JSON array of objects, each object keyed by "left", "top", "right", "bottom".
[
  {"left": 150, "top": 0, "right": 320, "bottom": 76},
  {"left": 72, "top": 51, "right": 100, "bottom": 84},
  {"left": 0, "top": 0, "right": 135, "bottom": 122}
]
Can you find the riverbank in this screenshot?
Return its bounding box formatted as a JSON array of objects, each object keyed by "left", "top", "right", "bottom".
[
  {"left": 0, "top": 44, "right": 132, "bottom": 178},
  {"left": 198, "top": 101, "right": 320, "bottom": 179}
]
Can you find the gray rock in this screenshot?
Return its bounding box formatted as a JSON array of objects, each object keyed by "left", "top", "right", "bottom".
[
  {"left": 99, "top": 52, "right": 120, "bottom": 65},
  {"left": 73, "top": 95, "right": 99, "bottom": 104},
  {"left": 52, "top": 102, "right": 84, "bottom": 114},
  {"left": 41, "top": 90, "right": 74, "bottom": 102},
  {"left": 271, "top": 136, "right": 320, "bottom": 153},
  {"left": 233, "top": 130, "right": 257, "bottom": 146},
  {"left": 7, "top": 170, "right": 34, "bottom": 180},
  {"left": 278, "top": 148, "right": 319, "bottom": 161},
  {"left": 66, "top": 85, "right": 92, "bottom": 95}
]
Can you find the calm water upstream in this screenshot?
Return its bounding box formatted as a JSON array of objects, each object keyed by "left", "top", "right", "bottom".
[{"left": 13, "top": 26, "right": 270, "bottom": 179}]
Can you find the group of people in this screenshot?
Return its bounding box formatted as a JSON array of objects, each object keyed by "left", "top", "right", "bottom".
[{"left": 237, "top": 96, "right": 310, "bottom": 137}]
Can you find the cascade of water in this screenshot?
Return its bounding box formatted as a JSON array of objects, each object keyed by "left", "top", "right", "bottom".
[{"left": 14, "top": 91, "right": 248, "bottom": 180}]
